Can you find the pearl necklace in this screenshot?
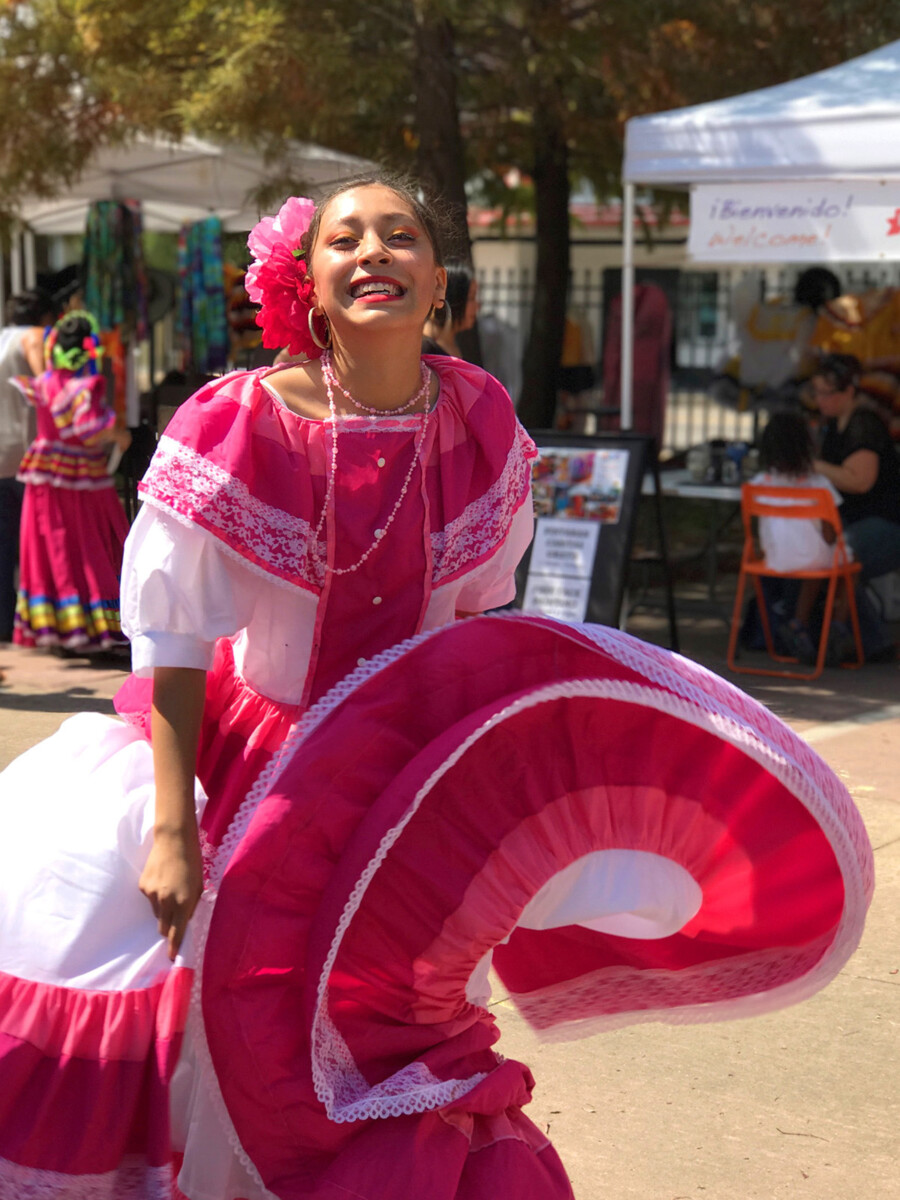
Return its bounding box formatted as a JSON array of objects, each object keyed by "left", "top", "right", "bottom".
[
  {"left": 321, "top": 349, "right": 430, "bottom": 417},
  {"left": 310, "top": 359, "right": 433, "bottom": 577}
]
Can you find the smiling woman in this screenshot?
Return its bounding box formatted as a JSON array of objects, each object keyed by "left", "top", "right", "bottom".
[{"left": 0, "top": 175, "right": 875, "bottom": 1200}]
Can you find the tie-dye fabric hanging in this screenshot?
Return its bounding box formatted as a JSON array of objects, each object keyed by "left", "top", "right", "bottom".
[
  {"left": 82, "top": 200, "right": 149, "bottom": 342},
  {"left": 177, "top": 216, "right": 229, "bottom": 373}
]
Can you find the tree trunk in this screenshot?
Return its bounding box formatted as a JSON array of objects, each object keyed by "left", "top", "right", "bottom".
[
  {"left": 517, "top": 105, "right": 570, "bottom": 428},
  {"left": 411, "top": 8, "right": 483, "bottom": 365},
  {"left": 412, "top": 10, "right": 471, "bottom": 261}
]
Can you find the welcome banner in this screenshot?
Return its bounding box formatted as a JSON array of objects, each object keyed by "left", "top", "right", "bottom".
[{"left": 689, "top": 181, "right": 900, "bottom": 262}]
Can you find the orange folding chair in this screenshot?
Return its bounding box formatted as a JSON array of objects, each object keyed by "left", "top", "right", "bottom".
[{"left": 727, "top": 483, "right": 864, "bottom": 680}]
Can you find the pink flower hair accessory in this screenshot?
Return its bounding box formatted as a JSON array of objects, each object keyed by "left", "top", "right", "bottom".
[{"left": 245, "top": 196, "right": 321, "bottom": 359}]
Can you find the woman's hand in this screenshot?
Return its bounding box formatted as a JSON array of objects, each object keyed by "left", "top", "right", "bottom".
[{"left": 139, "top": 823, "right": 203, "bottom": 960}]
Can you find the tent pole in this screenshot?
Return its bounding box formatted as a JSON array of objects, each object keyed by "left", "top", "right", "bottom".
[
  {"left": 10, "top": 225, "right": 22, "bottom": 296},
  {"left": 23, "top": 229, "right": 36, "bottom": 289},
  {"left": 621, "top": 182, "right": 635, "bottom": 430}
]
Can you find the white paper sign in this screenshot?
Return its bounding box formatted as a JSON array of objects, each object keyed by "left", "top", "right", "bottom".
[
  {"left": 689, "top": 181, "right": 900, "bottom": 262},
  {"left": 522, "top": 574, "right": 593, "bottom": 623},
  {"left": 523, "top": 518, "right": 601, "bottom": 622},
  {"left": 529, "top": 518, "right": 600, "bottom": 578}
]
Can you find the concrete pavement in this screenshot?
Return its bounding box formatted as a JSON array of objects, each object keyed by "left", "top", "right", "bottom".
[{"left": 0, "top": 606, "right": 897, "bottom": 1199}]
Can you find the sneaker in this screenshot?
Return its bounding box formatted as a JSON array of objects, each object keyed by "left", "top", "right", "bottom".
[
  {"left": 782, "top": 618, "right": 818, "bottom": 665},
  {"left": 825, "top": 620, "right": 856, "bottom": 667}
]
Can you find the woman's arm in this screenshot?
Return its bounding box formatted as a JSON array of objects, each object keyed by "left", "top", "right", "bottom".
[
  {"left": 21, "top": 326, "right": 45, "bottom": 375},
  {"left": 813, "top": 448, "right": 879, "bottom": 495},
  {"left": 140, "top": 666, "right": 207, "bottom": 960}
]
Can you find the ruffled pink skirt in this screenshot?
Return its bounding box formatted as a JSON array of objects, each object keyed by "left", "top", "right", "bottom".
[{"left": 15, "top": 482, "right": 130, "bottom": 650}]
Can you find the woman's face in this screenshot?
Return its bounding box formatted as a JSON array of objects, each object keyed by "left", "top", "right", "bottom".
[
  {"left": 309, "top": 185, "right": 446, "bottom": 341},
  {"left": 812, "top": 374, "right": 855, "bottom": 421}
]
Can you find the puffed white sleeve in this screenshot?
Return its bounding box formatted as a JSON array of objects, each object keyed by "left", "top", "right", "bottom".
[
  {"left": 121, "top": 506, "right": 258, "bottom": 676},
  {"left": 454, "top": 493, "right": 535, "bottom": 613}
]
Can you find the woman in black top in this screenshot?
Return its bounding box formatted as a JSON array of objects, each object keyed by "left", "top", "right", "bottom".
[
  {"left": 812, "top": 353, "right": 900, "bottom": 659},
  {"left": 813, "top": 353, "right": 900, "bottom": 580}
]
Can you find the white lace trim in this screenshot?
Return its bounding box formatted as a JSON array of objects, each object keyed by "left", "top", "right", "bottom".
[
  {"left": 431, "top": 428, "right": 533, "bottom": 585},
  {"left": 511, "top": 932, "right": 836, "bottom": 1043},
  {"left": 141, "top": 437, "right": 326, "bottom": 590},
  {"left": 138, "top": 495, "right": 305, "bottom": 597},
  {"left": 0, "top": 1155, "right": 172, "bottom": 1200}
]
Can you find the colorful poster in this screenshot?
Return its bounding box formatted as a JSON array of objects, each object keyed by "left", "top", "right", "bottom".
[
  {"left": 689, "top": 181, "right": 900, "bottom": 262},
  {"left": 531, "top": 447, "right": 629, "bottom": 523}
]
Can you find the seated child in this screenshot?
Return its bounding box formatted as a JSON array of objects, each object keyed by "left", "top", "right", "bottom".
[{"left": 751, "top": 411, "right": 852, "bottom": 664}]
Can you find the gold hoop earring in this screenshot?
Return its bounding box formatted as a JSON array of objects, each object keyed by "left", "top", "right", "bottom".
[{"left": 308, "top": 306, "right": 331, "bottom": 350}]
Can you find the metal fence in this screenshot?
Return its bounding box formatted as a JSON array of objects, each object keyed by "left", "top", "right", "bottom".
[{"left": 475, "top": 257, "right": 900, "bottom": 453}]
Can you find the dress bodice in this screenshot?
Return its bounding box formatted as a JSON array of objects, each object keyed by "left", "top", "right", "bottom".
[{"left": 125, "top": 358, "right": 536, "bottom": 705}]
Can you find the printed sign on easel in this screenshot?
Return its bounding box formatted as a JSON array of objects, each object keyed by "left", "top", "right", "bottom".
[
  {"left": 514, "top": 434, "right": 653, "bottom": 628},
  {"left": 522, "top": 445, "right": 629, "bottom": 622},
  {"left": 522, "top": 520, "right": 600, "bottom": 621}
]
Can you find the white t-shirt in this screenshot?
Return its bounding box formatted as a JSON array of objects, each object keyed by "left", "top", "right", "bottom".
[{"left": 750, "top": 470, "right": 847, "bottom": 572}]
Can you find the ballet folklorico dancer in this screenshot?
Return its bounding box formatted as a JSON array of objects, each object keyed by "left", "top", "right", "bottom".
[
  {"left": 11, "top": 310, "right": 132, "bottom": 650},
  {"left": 0, "top": 175, "right": 874, "bottom": 1200}
]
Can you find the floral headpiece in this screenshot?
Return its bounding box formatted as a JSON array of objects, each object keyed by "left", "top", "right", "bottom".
[
  {"left": 245, "top": 196, "right": 320, "bottom": 359},
  {"left": 44, "top": 310, "right": 104, "bottom": 374}
]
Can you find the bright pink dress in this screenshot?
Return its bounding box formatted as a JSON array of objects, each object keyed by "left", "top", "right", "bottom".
[
  {"left": 0, "top": 358, "right": 874, "bottom": 1200},
  {"left": 12, "top": 368, "right": 129, "bottom": 649}
]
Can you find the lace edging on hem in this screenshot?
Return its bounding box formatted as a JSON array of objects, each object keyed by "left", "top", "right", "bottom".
[{"left": 0, "top": 1155, "right": 172, "bottom": 1200}]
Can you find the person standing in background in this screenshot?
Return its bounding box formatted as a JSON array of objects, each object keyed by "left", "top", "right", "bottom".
[
  {"left": 12, "top": 310, "right": 131, "bottom": 651},
  {"left": 0, "top": 290, "right": 56, "bottom": 642},
  {"left": 422, "top": 258, "right": 478, "bottom": 357}
]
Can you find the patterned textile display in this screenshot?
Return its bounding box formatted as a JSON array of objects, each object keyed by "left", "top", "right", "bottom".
[
  {"left": 177, "top": 218, "right": 229, "bottom": 374},
  {"left": 83, "top": 201, "right": 149, "bottom": 343}
]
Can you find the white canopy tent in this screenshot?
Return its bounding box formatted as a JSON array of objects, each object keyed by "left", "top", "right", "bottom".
[
  {"left": 17, "top": 134, "right": 372, "bottom": 235},
  {"left": 4, "top": 134, "right": 372, "bottom": 296},
  {"left": 619, "top": 39, "right": 900, "bottom": 428}
]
